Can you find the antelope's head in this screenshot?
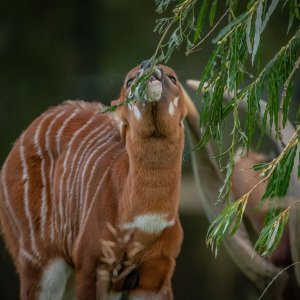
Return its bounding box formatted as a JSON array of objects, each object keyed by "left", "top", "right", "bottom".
[{"left": 112, "top": 64, "right": 188, "bottom": 149}]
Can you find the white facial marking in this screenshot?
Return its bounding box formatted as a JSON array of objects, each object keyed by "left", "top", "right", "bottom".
[
  {"left": 168, "top": 102, "right": 175, "bottom": 116},
  {"left": 173, "top": 96, "right": 179, "bottom": 107},
  {"left": 122, "top": 214, "right": 175, "bottom": 234},
  {"left": 133, "top": 105, "right": 141, "bottom": 120},
  {"left": 39, "top": 258, "right": 73, "bottom": 300}
]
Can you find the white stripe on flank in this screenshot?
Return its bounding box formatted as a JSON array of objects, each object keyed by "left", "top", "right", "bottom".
[
  {"left": 77, "top": 131, "right": 113, "bottom": 221},
  {"left": 122, "top": 214, "right": 175, "bottom": 234},
  {"left": 59, "top": 116, "right": 96, "bottom": 243},
  {"left": 19, "top": 133, "right": 41, "bottom": 259},
  {"left": 1, "top": 163, "right": 22, "bottom": 241},
  {"left": 78, "top": 168, "right": 110, "bottom": 237},
  {"left": 19, "top": 248, "right": 41, "bottom": 267},
  {"left": 56, "top": 109, "right": 81, "bottom": 231},
  {"left": 66, "top": 124, "right": 108, "bottom": 249},
  {"left": 55, "top": 109, "right": 80, "bottom": 154},
  {"left": 2, "top": 163, "right": 38, "bottom": 265},
  {"left": 81, "top": 141, "right": 117, "bottom": 222},
  {"left": 67, "top": 126, "right": 108, "bottom": 203},
  {"left": 45, "top": 110, "right": 68, "bottom": 242},
  {"left": 34, "top": 111, "right": 56, "bottom": 242}
]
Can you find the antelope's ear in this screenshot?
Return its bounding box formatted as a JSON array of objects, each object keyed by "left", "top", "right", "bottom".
[
  {"left": 179, "top": 83, "right": 198, "bottom": 121},
  {"left": 118, "top": 120, "right": 127, "bottom": 140},
  {"left": 111, "top": 99, "right": 121, "bottom": 107},
  {"left": 179, "top": 83, "right": 202, "bottom": 139},
  {"left": 186, "top": 79, "right": 200, "bottom": 91}
]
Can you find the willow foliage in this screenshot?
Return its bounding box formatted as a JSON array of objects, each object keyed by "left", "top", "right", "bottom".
[{"left": 149, "top": 0, "right": 300, "bottom": 258}]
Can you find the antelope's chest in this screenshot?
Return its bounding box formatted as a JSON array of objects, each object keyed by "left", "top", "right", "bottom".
[{"left": 98, "top": 214, "right": 176, "bottom": 290}]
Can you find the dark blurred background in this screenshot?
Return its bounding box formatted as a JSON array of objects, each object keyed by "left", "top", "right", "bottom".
[{"left": 0, "top": 1, "right": 298, "bottom": 299}]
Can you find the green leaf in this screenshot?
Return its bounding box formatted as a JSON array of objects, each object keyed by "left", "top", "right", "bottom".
[
  {"left": 253, "top": 162, "right": 269, "bottom": 171},
  {"left": 245, "top": 15, "right": 253, "bottom": 54},
  {"left": 252, "top": 0, "right": 263, "bottom": 65},
  {"left": 261, "top": 0, "right": 280, "bottom": 32},
  {"left": 255, "top": 209, "right": 290, "bottom": 256},
  {"left": 213, "top": 12, "right": 249, "bottom": 44},
  {"left": 206, "top": 198, "right": 247, "bottom": 255},
  {"left": 209, "top": 0, "right": 218, "bottom": 26},
  {"left": 193, "top": 0, "right": 209, "bottom": 43}
]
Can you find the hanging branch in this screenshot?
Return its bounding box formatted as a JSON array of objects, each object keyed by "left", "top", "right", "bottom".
[
  {"left": 207, "top": 126, "right": 300, "bottom": 255},
  {"left": 150, "top": 0, "right": 300, "bottom": 257}
]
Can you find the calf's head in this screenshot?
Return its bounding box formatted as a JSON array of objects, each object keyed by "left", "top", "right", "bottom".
[{"left": 112, "top": 64, "right": 187, "bottom": 149}]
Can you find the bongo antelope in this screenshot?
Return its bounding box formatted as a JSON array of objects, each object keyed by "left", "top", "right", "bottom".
[{"left": 0, "top": 64, "right": 194, "bottom": 299}]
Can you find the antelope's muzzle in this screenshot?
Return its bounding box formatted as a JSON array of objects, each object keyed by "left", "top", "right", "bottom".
[{"left": 146, "top": 67, "right": 163, "bottom": 102}]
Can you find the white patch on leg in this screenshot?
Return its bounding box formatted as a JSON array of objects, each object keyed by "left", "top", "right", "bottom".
[
  {"left": 39, "top": 258, "right": 73, "bottom": 300},
  {"left": 122, "top": 214, "right": 175, "bottom": 234},
  {"left": 168, "top": 102, "right": 175, "bottom": 116}
]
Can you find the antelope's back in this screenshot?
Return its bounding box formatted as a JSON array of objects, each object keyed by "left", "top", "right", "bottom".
[{"left": 0, "top": 101, "right": 124, "bottom": 266}]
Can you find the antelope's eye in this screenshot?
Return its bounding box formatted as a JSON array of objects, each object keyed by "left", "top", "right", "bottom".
[
  {"left": 126, "top": 78, "right": 134, "bottom": 88},
  {"left": 168, "top": 75, "right": 177, "bottom": 84}
]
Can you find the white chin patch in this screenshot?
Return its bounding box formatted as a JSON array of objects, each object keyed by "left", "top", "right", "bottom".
[{"left": 147, "top": 80, "right": 162, "bottom": 102}]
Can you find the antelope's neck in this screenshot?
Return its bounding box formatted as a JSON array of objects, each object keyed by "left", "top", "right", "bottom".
[{"left": 119, "top": 140, "right": 183, "bottom": 221}]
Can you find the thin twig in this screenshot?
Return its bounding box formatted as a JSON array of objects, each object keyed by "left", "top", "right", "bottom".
[
  {"left": 186, "top": 7, "right": 230, "bottom": 55},
  {"left": 258, "top": 261, "right": 300, "bottom": 300},
  {"left": 242, "top": 126, "right": 300, "bottom": 201},
  {"left": 152, "top": 0, "right": 194, "bottom": 61},
  {"left": 277, "top": 54, "right": 300, "bottom": 148}
]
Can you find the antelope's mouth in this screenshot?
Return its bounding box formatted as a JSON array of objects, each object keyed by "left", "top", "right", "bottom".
[{"left": 147, "top": 68, "right": 163, "bottom": 102}]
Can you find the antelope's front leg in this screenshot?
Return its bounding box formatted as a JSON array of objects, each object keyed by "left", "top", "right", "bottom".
[
  {"left": 75, "top": 256, "right": 98, "bottom": 300},
  {"left": 128, "top": 255, "right": 175, "bottom": 300}
]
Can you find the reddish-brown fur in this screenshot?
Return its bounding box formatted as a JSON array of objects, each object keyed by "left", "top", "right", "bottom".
[{"left": 0, "top": 64, "right": 191, "bottom": 299}]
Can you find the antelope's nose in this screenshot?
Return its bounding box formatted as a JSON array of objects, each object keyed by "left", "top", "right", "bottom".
[
  {"left": 140, "top": 60, "right": 163, "bottom": 81},
  {"left": 152, "top": 67, "right": 162, "bottom": 81}
]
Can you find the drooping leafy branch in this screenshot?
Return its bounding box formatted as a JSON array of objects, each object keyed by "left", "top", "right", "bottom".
[
  {"left": 207, "top": 126, "right": 300, "bottom": 255},
  {"left": 151, "top": 0, "right": 300, "bottom": 257}
]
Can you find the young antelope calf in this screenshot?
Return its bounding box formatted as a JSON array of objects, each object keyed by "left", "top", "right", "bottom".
[{"left": 0, "top": 64, "right": 191, "bottom": 299}]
